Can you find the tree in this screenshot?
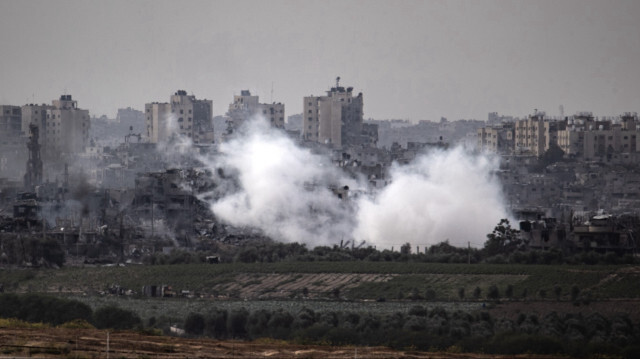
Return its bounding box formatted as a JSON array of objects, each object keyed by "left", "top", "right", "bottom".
[
  {"left": 93, "top": 305, "right": 141, "bottom": 330},
  {"left": 473, "top": 287, "right": 482, "bottom": 299},
  {"left": 184, "top": 312, "right": 205, "bottom": 335},
  {"left": 42, "top": 239, "right": 65, "bottom": 267},
  {"left": 571, "top": 285, "right": 580, "bottom": 302},
  {"left": 487, "top": 285, "right": 499, "bottom": 300},
  {"left": 505, "top": 284, "right": 514, "bottom": 299},
  {"left": 534, "top": 143, "right": 565, "bottom": 172},
  {"left": 227, "top": 308, "right": 249, "bottom": 338},
  {"left": 484, "top": 219, "right": 523, "bottom": 257}
]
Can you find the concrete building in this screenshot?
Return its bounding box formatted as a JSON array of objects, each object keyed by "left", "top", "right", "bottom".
[
  {"left": 45, "top": 95, "right": 90, "bottom": 155},
  {"left": 145, "top": 90, "right": 214, "bottom": 144},
  {"left": 145, "top": 102, "right": 171, "bottom": 143},
  {"left": 303, "top": 78, "right": 364, "bottom": 148},
  {"left": 477, "top": 122, "right": 514, "bottom": 153},
  {"left": 23, "top": 95, "right": 90, "bottom": 157},
  {"left": 0, "top": 105, "right": 22, "bottom": 137},
  {"left": 21, "top": 104, "right": 49, "bottom": 136},
  {"left": 1, "top": 105, "right": 27, "bottom": 180},
  {"left": 557, "top": 112, "right": 639, "bottom": 161},
  {"left": 226, "top": 90, "right": 285, "bottom": 135},
  {"left": 514, "top": 112, "right": 547, "bottom": 156}
]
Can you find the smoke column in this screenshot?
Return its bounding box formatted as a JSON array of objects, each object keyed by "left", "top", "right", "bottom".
[
  {"left": 199, "top": 117, "right": 509, "bottom": 249},
  {"left": 205, "top": 118, "right": 356, "bottom": 245},
  {"left": 353, "top": 148, "right": 509, "bottom": 248}
]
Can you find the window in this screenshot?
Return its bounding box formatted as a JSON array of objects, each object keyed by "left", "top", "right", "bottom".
[
  {"left": 308, "top": 110, "right": 312, "bottom": 113},
  {"left": 180, "top": 109, "right": 184, "bottom": 114},
  {"left": 178, "top": 117, "right": 183, "bottom": 122}
]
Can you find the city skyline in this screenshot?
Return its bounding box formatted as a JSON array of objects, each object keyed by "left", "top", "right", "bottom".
[{"left": 1, "top": 0, "right": 639, "bottom": 121}]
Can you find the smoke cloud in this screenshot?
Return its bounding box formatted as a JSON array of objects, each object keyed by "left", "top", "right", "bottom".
[
  {"left": 202, "top": 118, "right": 356, "bottom": 245},
  {"left": 354, "top": 148, "right": 509, "bottom": 248},
  {"left": 196, "top": 117, "right": 509, "bottom": 249}
]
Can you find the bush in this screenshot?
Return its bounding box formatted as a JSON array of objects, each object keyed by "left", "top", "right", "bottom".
[
  {"left": 487, "top": 285, "right": 499, "bottom": 300},
  {"left": 93, "top": 305, "right": 142, "bottom": 330},
  {"left": 184, "top": 312, "right": 205, "bottom": 335},
  {"left": 0, "top": 294, "right": 92, "bottom": 326},
  {"left": 473, "top": 287, "right": 482, "bottom": 299},
  {"left": 227, "top": 308, "right": 249, "bottom": 338}
]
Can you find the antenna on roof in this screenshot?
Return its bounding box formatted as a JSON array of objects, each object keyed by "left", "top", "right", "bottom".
[
  {"left": 336, "top": 76, "right": 341, "bottom": 88},
  {"left": 271, "top": 81, "right": 274, "bottom": 103}
]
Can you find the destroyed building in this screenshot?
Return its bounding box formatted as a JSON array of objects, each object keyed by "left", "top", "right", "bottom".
[{"left": 226, "top": 90, "right": 285, "bottom": 136}]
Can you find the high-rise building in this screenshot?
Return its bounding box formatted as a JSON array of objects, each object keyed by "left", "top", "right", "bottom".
[
  {"left": 145, "top": 90, "right": 213, "bottom": 144},
  {"left": 0, "top": 105, "right": 27, "bottom": 179},
  {"left": 302, "top": 78, "right": 364, "bottom": 148},
  {"left": 45, "top": 95, "right": 90, "bottom": 155},
  {"left": 23, "top": 95, "right": 90, "bottom": 156},
  {"left": 0, "top": 105, "right": 22, "bottom": 137},
  {"left": 21, "top": 104, "right": 49, "bottom": 136},
  {"left": 226, "top": 90, "right": 285, "bottom": 135}
]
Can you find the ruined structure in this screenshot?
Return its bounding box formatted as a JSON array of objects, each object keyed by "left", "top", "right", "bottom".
[
  {"left": 226, "top": 90, "right": 285, "bottom": 136},
  {"left": 23, "top": 124, "right": 43, "bottom": 190}
]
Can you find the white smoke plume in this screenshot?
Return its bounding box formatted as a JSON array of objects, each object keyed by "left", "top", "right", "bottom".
[
  {"left": 202, "top": 117, "right": 357, "bottom": 245},
  {"left": 193, "top": 117, "right": 509, "bottom": 249},
  {"left": 354, "top": 148, "right": 509, "bottom": 248}
]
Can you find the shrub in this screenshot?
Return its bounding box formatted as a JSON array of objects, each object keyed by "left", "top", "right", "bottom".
[
  {"left": 184, "top": 312, "right": 205, "bottom": 335},
  {"left": 227, "top": 308, "right": 249, "bottom": 338},
  {"left": 487, "top": 285, "right": 499, "bottom": 300},
  {"left": 505, "top": 284, "right": 513, "bottom": 299},
  {"left": 93, "top": 305, "right": 142, "bottom": 330},
  {"left": 473, "top": 287, "right": 482, "bottom": 299}
]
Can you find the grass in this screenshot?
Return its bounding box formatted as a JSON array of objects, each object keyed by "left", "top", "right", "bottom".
[{"left": 1, "top": 262, "right": 639, "bottom": 300}]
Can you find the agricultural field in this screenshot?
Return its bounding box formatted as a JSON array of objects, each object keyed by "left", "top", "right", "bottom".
[
  {"left": 1, "top": 262, "right": 638, "bottom": 301},
  {"left": 0, "top": 326, "right": 565, "bottom": 359}
]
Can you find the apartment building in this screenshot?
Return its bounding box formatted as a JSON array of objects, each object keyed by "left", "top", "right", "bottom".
[
  {"left": 226, "top": 90, "right": 285, "bottom": 134},
  {"left": 303, "top": 78, "right": 364, "bottom": 148},
  {"left": 145, "top": 90, "right": 213, "bottom": 144}
]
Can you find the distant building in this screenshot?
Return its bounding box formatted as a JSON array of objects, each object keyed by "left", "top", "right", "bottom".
[
  {"left": 116, "top": 107, "right": 145, "bottom": 133},
  {"left": 145, "top": 90, "right": 213, "bottom": 144},
  {"left": 477, "top": 122, "right": 514, "bottom": 153},
  {"left": 226, "top": 90, "right": 285, "bottom": 135},
  {"left": 0, "top": 105, "right": 22, "bottom": 137},
  {"left": 514, "top": 112, "right": 547, "bottom": 156},
  {"left": 46, "top": 95, "right": 91, "bottom": 155},
  {"left": 21, "top": 104, "right": 49, "bottom": 137},
  {"left": 557, "top": 112, "right": 639, "bottom": 161},
  {"left": 22, "top": 95, "right": 90, "bottom": 157},
  {"left": 303, "top": 77, "right": 365, "bottom": 148},
  {"left": 1, "top": 105, "right": 27, "bottom": 180}
]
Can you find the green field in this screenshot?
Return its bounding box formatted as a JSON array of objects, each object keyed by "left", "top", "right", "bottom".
[{"left": 1, "top": 262, "right": 638, "bottom": 301}]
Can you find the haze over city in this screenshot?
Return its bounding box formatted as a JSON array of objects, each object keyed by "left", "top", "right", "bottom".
[{"left": 1, "top": 0, "right": 639, "bottom": 121}]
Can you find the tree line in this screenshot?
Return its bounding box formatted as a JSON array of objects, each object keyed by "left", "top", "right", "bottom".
[
  {"left": 0, "top": 293, "right": 141, "bottom": 330},
  {"left": 177, "top": 305, "right": 640, "bottom": 357}
]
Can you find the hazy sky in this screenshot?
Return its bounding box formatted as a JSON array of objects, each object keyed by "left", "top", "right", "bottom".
[{"left": 1, "top": 0, "right": 639, "bottom": 121}]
